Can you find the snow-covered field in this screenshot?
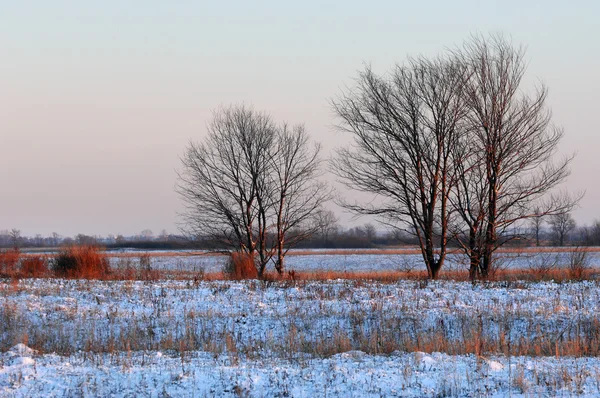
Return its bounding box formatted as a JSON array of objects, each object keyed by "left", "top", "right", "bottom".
[
  {"left": 2, "top": 278, "right": 600, "bottom": 396},
  {"left": 110, "top": 250, "right": 600, "bottom": 273}
]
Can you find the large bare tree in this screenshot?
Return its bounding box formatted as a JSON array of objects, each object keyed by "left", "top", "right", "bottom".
[
  {"left": 453, "top": 34, "right": 576, "bottom": 277},
  {"left": 177, "top": 105, "right": 275, "bottom": 274},
  {"left": 177, "top": 105, "right": 328, "bottom": 277},
  {"left": 332, "top": 56, "right": 467, "bottom": 279},
  {"left": 448, "top": 130, "right": 489, "bottom": 280}
]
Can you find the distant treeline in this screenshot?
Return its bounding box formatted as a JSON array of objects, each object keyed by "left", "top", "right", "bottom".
[{"left": 4, "top": 220, "right": 600, "bottom": 250}]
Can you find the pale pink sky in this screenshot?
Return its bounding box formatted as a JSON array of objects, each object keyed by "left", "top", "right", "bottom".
[{"left": 1, "top": 1, "right": 598, "bottom": 236}]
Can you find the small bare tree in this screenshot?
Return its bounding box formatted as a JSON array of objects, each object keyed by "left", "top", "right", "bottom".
[
  {"left": 529, "top": 207, "right": 545, "bottom": 247},
  {"left": 9, "top": 229, "right": 21, "bottom": 250},
  {"left": 332, "top": 56, "right": 467, "bottom": 279},
  {"left": 548, "top": 210, "right": 576, "bottom": 246},
  {"left": 314, "top": 209, "right": 339, "bottom": 245}
]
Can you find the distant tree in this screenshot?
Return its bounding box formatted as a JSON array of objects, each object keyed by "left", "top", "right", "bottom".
[
  {"left": 548, "top": 211, "right": 576, "bottom": 246},
  {"left": 76, "top": 234, "right": 97, "bottom": 246},
  {"left": 529, "top": 208, "right": 545, "bottom": 247},
  {"left": 140, "top": 229, "right": 154, "bottom": 240},
  {"left": 159, "top": 229, "right": 169, "bottom": 241},
  {"left": 34, "top": 234, "right": 44, "bottom": 247},
  {"left": 51, "top": 232, "right": 62, "bottom": 247},
  {"left": 9, "top": 229, "right": 21, "bottom": 250},
  {"left": 363, "top": 223, "right": 377, "bottom": 241},
  {"left": 314, "top": 209, "right": 339, "bottom": 245},
  {"left": 582, "top": 220, "right": 600, "bottom": 246}
]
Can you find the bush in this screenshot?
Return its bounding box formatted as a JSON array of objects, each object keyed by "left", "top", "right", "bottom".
[
  {"left": 224, "top": 252, "right": 258, "bottom": 280},
  {"left": 527, "top": 253, "right": 558, "bottom": 281},
  {"left": 138, "top": 253, "right": 158, "bottom": 281},
  {"left": 21, "top": 256, "right": 48, "bottom": 277},
  {"left": 52, "top": 245, "right": 110, "bottom": 279},
  {"left": 0, "top": 249, "right": 20, "bottom": 277},
  {"left": 568, "top": 247, "right": 589, "bottom": 280}
]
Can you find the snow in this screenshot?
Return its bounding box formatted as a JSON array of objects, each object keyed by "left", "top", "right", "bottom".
[
  {"left": 109, "top": 250, "right": 600, "bottom": 273},
  {"left": 2, "top": 348, "right": 600, "bottom": 396},
  {"left": 2, "top": 271, "right": 600, "bottom": 395}
]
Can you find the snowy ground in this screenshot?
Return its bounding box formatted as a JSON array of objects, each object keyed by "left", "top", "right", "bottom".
[
  {"left": 4, "top": 344, "right": 600, "bottom": 397},
  {"left": 110, "top": 250, "right": 600, "bottom": 273},
  {"left": 2, "top": 278, "right": 600, "bottom": 396}
]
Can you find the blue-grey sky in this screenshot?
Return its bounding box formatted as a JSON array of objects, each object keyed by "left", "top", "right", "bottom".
[{"left": 1, "top": 1, "right": 598, "bottom": 237}]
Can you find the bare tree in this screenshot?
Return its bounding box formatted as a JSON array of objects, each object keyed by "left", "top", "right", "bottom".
[
  {"left": 9, "top": 229, "right": 21, "bottom": 250},
  {"left": 140, "top": 229, "right": 154, "bottom": 240},
  {"left": 580, "top": 220, "right": 600, "bottom": 246},
  {"left": 363, "top": 223, "right": 377, "bottom": 241},
  {"left": 548, "top": 210, "right": 576, "bottom": 246},
  {"left": 332, "top": 56, "right": 467, "bottom": 279},
  {"left": 314, "top": 209, "right": 339, "bottom": 245},
  {"left": 453, "top": 34, "right": 576, "bottom": 278},
  {"left": 270, "top": 124, "right": 331, "bottom": 274},
  {"left": 448, "top": 134, "right": 489, "bottom": 280},
  {"left": 177, "top": 105, "right": 328, "bottom": 277},
  {"left": 529, "top": 207, "right": 544, "bottom": 247},
  {"left": 177, "top": 105, "right": 276, "bottom": 276},
  {"left": 51, "top": 232, "right": 62, "bottom": 247}
]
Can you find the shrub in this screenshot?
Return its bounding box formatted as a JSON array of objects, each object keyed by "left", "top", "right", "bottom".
[
  {"left": 527, "top": 253, "right": 558, "bottom": 281},
  {"left": 0, "top": 249, "right": 20, "bottom": 277},
  {"left": 139, "top": 253, "right": 151, "bottom": 271},
  {"left": 21, "top": 256, "right": 48, "bottom": 277},
  {"left": 568, "top": 247, "right": 589, "bottom": 281},
  {"left": 138, "top": 253, "right": 159, "bottom": 281},
  {"left": 224, "top": 252, "right": 258, "bottom": 280},
  {"left": 52, "top": 245, "right": 110, "bottom": 279}
]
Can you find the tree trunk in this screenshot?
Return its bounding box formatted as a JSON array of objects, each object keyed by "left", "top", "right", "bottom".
[
  {"left": 275, "top": 193, "right": 286, "bottom": 275},
  {"left": 467, "top": 227, "right": 481, "bottom": 281},
  {"left": 275, "top": 237, "right": 285, "bottom": 275},
  {"left": 482, "top": 166, "right": 498, "bottom": 279},
  {"left": 468, "top": 253, "right": 480, "bottom": 281},
  {"left": 430, "top": 261, "right": 442, "bottom": 280}
]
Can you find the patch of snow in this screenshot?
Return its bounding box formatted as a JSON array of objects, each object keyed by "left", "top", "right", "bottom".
[{"left": 8, "top": 344, "right": 36, "bottom": 357}]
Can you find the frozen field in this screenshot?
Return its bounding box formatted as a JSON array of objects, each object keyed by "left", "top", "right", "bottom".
[
  {"left": 109, "top": 250, "right": 600, "bottom": 274},
  {"left": 2, "top": 278, "right": 600, "bottom": 396}
]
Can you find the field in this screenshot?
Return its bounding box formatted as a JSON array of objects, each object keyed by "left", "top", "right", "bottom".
[
  {"left": 2, "top": 250, "right": 600, "bottom": 396},
  {"left": 104, "top": 248, "right": 600, "bottom": 281}
]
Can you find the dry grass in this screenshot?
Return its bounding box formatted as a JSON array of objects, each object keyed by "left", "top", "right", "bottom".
[
  {"left": 51, "top": 245, "right": 110, "bottom": 279},
  {"left": 20, "top": 256, "right": 49, "bottom": 278},
  {"left": 224, "top": 252, "right": 258, "bottom": 280},
  {"left": 3, "top": 266, "right": 597, "bottom": 283},
  {"left": 2, "top": 278, "right": 600, "bottom": 361},
  {"left": 0, "top": 249, "right": 20, "bottom": 277},
  {"left": 21, "top": 245, "right": 600, "bottom": 260},
  {"left": 7, "top": 245, "right": 599, "bottom": 283}
]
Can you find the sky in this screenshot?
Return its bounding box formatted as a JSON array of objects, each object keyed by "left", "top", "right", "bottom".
[{"left": 1, "top": 1, "right": 599, "bottom": 237}]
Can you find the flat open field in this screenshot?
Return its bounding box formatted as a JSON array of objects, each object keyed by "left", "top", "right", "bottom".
[
  {"left": 3, "top": 249, "right": 600, "bottom": 396},
  {"left": 101, "top": 248, "right": 600, "bottom": 280},
  {"left": 3, "top": 276, "right": 600, "bottom": 396}
]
